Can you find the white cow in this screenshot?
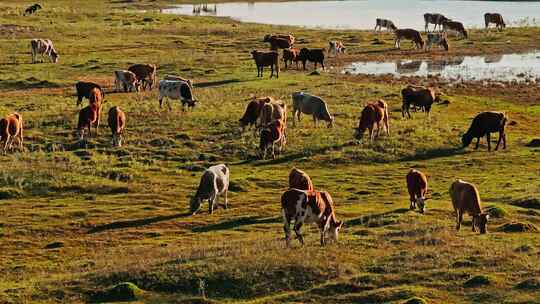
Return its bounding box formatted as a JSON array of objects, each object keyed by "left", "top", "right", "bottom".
[
  {"left": 31, "top": 39, "right": 58, "bottom": 63},
  {"left": 190, "top": 164, "right": 230, "bottom": 214},
  {"left": 158, "top": 79, "right": 197, "bottom": 111}
]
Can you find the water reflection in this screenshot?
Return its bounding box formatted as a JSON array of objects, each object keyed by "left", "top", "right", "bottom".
[
  {"left": 343, "top": 52, "right": 540, "bottom": 82},
  {"left": 192, "top": 4, "right": 217, "bottom": 16}
]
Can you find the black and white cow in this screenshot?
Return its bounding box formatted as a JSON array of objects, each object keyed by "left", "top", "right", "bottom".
[
  {"left": 190, "top": 164, "right": 230, "bottom": 215},
  {"left": 31, "top": 39, "right": 58, "bottom": 63},
  {"left": 158, "top": 79, "right": 197, "bottom": 111}
]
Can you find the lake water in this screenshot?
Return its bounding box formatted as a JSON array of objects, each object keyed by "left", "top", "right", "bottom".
[
  {"left": 163, "top": 0, "right": 540, "bottom": 30},
  {"left": 343, "top": 52, "right": 540, "bottom": 82}
]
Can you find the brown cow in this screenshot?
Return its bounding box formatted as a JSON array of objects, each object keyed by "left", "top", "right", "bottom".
[
  {"left": 0, "top": 113, "right": 23, "bottom": 153},
  {"left": 263, "top": 34, "right": 294, "bottom": 50},
  {"left": 406, "top": 169, "right": 429, "bottom": 213},
  {"left": 401, "top": 85, "right": 440, "bottom": 118},
  {"left": 288, "top": 168, "right": 314, "bottom": 191},
  {"left": 239, "top": 99, "right": 265, "bottom": 132},
  {"left": 128, "top": 63, "right": 157, "bottom": 91},
  {"left": 395, "top": 29, "right": 424, "bottom": 50},
  {"left": 76, "top": 106, "right": 98, "bottom": 140},
  {"left": 75, "top": 81, "right": 103, "bottom": 106},
  {"left": 259, "top": 119, "right": 285, "bottom": 159},
  {"left": 88, "top": 87, "right": 103, "bottom": 135},
  {"left": 283, "top": 48, "right": 300, "bottom": 69},
  {"left": 264, "top": 34, "right": 295, "bottom": 45},
  {"left": 485, "top": 13, "right": 505, "bottom": 30},
  {"left": 108, "top": 106, "right": 126, "bottom": 147},
  {"left": 281, "top": 189, "right": 343, "bottom": 246},
  {"left": 449, "top": 179, "right": 489, "bottom": 234},
  {"left": 251, "top": 50, "right": 279, "bottom": 78},
  {"left": 354, "top": 100, "right": 390, "bottom": 141}
]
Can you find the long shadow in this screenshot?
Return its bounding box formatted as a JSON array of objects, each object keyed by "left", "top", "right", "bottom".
[
  {"left": 0, "top": 79, "right": 62, "bottom": 90},
  {"left": 399, "top": 147, "right": 465, "bottom": 162},
  {"left": 192, "top": 216, "right": 280, "bottom": 233},
  {"left": 346, "top": 208, "right": 409, "bottom": 227},
  {"left": 87, "top": 212, "right": 192, "bottom": 234},
  {"left": 194, "top": 79, "right": 240, "bottom": 88}
]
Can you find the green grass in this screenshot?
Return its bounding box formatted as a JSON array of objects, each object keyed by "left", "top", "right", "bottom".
[{"left": 0, "top": 1, "right": 540, "bottom": 303}]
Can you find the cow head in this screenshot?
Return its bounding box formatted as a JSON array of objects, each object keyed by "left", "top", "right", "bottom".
[
  {"left": 189, "top": 196, "right": 202, "bottom": 214},
  {"left": 354, "top": 126, "right": 365, "bottom": 140},
  {"left": 50, "top": 49, "right": 59, "bottom": 63},
  {"left": 461, "top": 133, "right": 473, "bottom": 148},
  {"left": 416, "top": 196, "right": 431, "bottom": 214},
  {"left": 474, "top": 213, "right": 489, "bottom": 234},
  {"left": 326, "top": 219, "right": 343, "bottom": 242},
  {"left": 76, "top": 129, "right": 85, "bottom": 141},
  {"left": 462, "top": 29, "right": 469, "bottom": 39}
]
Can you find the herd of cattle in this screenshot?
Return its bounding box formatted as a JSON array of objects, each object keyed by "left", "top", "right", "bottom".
[{"left": 1, "top": 8, "right": 516, "bottom": 245}]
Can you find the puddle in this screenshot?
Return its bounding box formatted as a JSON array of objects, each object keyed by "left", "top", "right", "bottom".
[
  {"left": 163, "top": 0, "right": 540, "bottom": 30},
  {"left": 343, "top": 52, "right": 540, "bottom": 82}
]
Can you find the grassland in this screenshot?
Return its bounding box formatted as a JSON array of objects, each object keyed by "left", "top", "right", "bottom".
[{"left": 0, "top": 1, "right": 539, "bottom": 303}]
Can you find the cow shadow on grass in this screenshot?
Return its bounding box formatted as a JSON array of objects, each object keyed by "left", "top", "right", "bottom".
[
  {"left": 0, "top": 78, "right": 62, "bottom": 90},
  {"left": 192, "top": 216, "right": 280, "bottom": 233},
  {"left": 399, "top": 146, "right": 465, "bottom": 162},
  {"left": 346, "top": 208, "right": 409, "bottom": 227},
  {"left": 87, "top": 212, "right": 192, "bottom": 234},
  {"left": 194, "top": 79, "right": 241, "bottom": 88}
]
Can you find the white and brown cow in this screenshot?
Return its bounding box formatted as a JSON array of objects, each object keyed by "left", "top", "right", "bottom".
[
  {"left": 114, "top": 70, "right": 139, "bottom": 92},
  {"left": 30, "top": 39, "right": 58, "bottom": 63},
  {"left": 281, "top": 189, "right": 343, "bottom": 246},
  {"left": 328, "top": 41, "right": 346, "bottom": 57},
  {"left": 158, "top": 79, "right": 197, "bottom": 111}
]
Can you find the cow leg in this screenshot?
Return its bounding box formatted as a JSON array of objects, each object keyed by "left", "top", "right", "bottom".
[
  {"left": 410, "top": 196, "right": 416, "bottom": 210},
  {"left": 159, "top": 97, "right": 163, "bottom": 108},
  {"left": 294, "top": 221, "right": 304, "bottom": 246},
  {"left": 495, "top": 131, "right": 503, "bottom": 151},
  {"left": 282, "top": 211, "right": 292, "bottom": 247},
  {"left": 456, "top": 210, "right": 463, "bottom": 231},
  {"left": 486, "top": 133, "right": 491, "bottom": 151},
  {"left": 502, "top": 132, "right": 506, "bottom": 149},
  {"left": 475, "top": 137, "right": 480, "bottom": 150},
  {"left": 223, "top": 189, "right": 228, "bottom": 209},
  {"left": 208, "top": 195, "right": 216, "bottom": 214},
  {"left": 312, "top": 115, "right": 317, "bottom": 127},
  {"left": 375, "top": 121, "right": 381, "bottom": 138},
  {"left": 472, "top": 216, "right": 477, "bottom": 232},
  {"left": 270, "top": 65, "right": 274, "bottom": 78}
]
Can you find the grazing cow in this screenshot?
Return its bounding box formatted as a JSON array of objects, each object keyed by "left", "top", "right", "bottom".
[
  {"left": 259, "top": 119, "right": 286, "bottom": 159},
  {"left": 190, "top": 164, "right": 230, "bottom": 215},
  {"left": 164, "top": 74, "right": 193, "bottom": 89},
  {"left": 328, "top": 41, "right": 346, "bottom": 57},
  {"left": 259, "top": 102, "right": 274, "bottom": 127},
  {"left": 24, "top": 3, "right": 42, "bottom": 16},
  {"left": 239, "top": 98, "right": 267, "bottom": 131},
  {"left": 75, "top": 81, "right": 103, "bottom": 106},
  {"left": 0, "top": 113, "right": 23, "bottom": 153},
  {"left": 76, "top": 105, "right": 98, "bottom": 140},
  {"left": 449, "top": 179, "right": 489, "bottom": 234},
  {"left": 354, "top": 100, "right": 390, "bottom": 141},
  {"left": 114, "top": 70, "right": 139, "bottom": 92},
  {"left": 251, "top": 50, "right": 280, "bottom": 78},
  {"left": 107, "top": 106, "right": 126, "bottom": 147},
  {"left": 298, "top": 48, "right": 325, "bottom": 70},
  {"left": 443, "top": 20, "right": 468, "bottom": 39},
  {"left": 291, "top": 92, "right": 334, "bottom": 128},
  {"left": 424, "top": 13, "right": 449, "bottom": 32},
  {"left": 485, "top": 13, "right": 505, "bottom": 30},
  {"left": 88, "top": 87, "right": 103, "bottom": 135},
  {"left": 128, "top": 63, "right": 157, "bottom": 91},
  {"left": 394, "top": 29, "right": 424, "bottom": 50},
  {"left": 375, "top": 18, "right": 397, "bottom": 31},
  {"left": 263, "top": 34, "right": 295, "bottom": 49},
  {"left": 401, "top": 85, "right": 440, "bottom": 118},
  {"left": 406, "top": 169, "right": 429, "bottom": 213},
  {"left": 283, "top": 48, "right": 300, "bottom": 69},
  {"left": 462, "top": 111, "right": 507, "bottom": 151},
  {"left": 426, "top": 33, "right": 449, "bottom": 51},
  {"left": 30, "top": 39, "right": 58, "bottom": 63},
  {"left": 158, "top": 80, "right": 197, "bottom": 111},
  {"left": 281, "top": 189, "right": 343, "bottom": 246},
  {"left": 288, "top": 168, "right": 314, "bottom": 191}
]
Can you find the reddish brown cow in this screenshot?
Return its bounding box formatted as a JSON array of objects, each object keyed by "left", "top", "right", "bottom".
[
  {"left": 281, "top": 189, "right": 343, "bottom": 246},
  {"left": 239, "top": 100, "right": 265, "bottom": 131},
  {"left": 251, "top": 50, "right": 280, "bottom": 78},
  {"left": 108, "top": 106, "right": 126, "bottom": 147},
  {"left": 259, "top": 119, "right": 285, "bottom": 159},
  {"left": 288, "top": 168, "right": 314, "bottom": 191},
  {"left": 449, "top": 179, "right": 489, "bottom": 234},
  {"left": 406, "top": 169, "right": 429, "bottom": 213},
  {"left": 0, "top": 113, "right": 23, "bottom": 153},
  {"left": 354, "top": 100, "right": 390, "bottom": 141},
  {"left": 77, "top": 106, "right": 98, "bottom": 140},
  {"left": 88, "top": 87, "right": 103, "bottom": 135},
  {"left": 283, "top": 48, "right": 300, "bottom": 69},
  {"left": 75, "top": 81, "right": 103, "bottom": 106},
  {"left": 264, "top": 34, "right": 294, "bottom": 50}
]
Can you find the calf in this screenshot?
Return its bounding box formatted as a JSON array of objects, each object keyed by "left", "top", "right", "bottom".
[
  {"left": 190, "top": 164, "right": 230, "bottom": 214},
  {"left": 291, "top": 92, "right": 333, "bottom": 128},
  {"left": 128, "top": 63, "right": 157, "bottom": 91},
  {"left": 259, "top": 119, "right": 285, "bottom": 159},
  {"left": 251, "top": 50, "right": 279, "bottom": 78},
  {"left": 328, "top": 41, "right": 346, "bottom": 57},
  {"left": 76, "top": 105, "right": 98, "bottom": 140},
  {"left": 281, "top": 189, "right": 343, "bottom": 246},
  {"left": 354, "top": 100, "right": 389, "bottom": 141},
  {"left": 283, "top": 48, "right": 300, "bottom": 69},
  {"left": 426, "top": 33, "right": 449, "bottom": 51},
  {"left": 394, "top": 29, "right": 424, "bottom": 50},
  {"left": 406, "top": 169, "right": 429, "bottom": 213},
  {"left": 164, "top": 74, "right": 193, "bottom": 89},
  {"left": 298, "top": 48, "right": 325, "bottom": 70},
  {"left": 443, "top": 20, "right": 468, "bottom": 39},
  {"left": 401, "top": 85, "right": 440, "bottom": 118},
  {"left": 24, "top": 3, "right": 42, "bottom": 16},
  {"left": 75, "top": 81, "right": 103, "bottom": 106},
  {"left": 424, "top": 13, "right": 449, "bottom": 32},
  {"left": 485, "top": 13, "right": 505, "bottom": 30},
  {"left": 107, "top": 106, "right": 126, "bottom": 147},
  {"left": 288, "top": 168, "right": 314, "bottom": 191},
  {"left": 30, "top": 39, "right": 58, "bottom": 63},
  {"left": 462, "top": 111, "right": 507, "bottom": 151},
  {"left": 114, "top": 70, "right": 139, "bottom": 92},
  {"left": 375, "top": 18, "right": 397, "bottom": 31},
  {"left": 0, "top": 113, "right": 23, "bottom": 153},
  {"left": 449, "top": 179, "right": 489, "bottom": 234},
  {"left": 158, "top": 79, "right": 197, "bottom": 111}
]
